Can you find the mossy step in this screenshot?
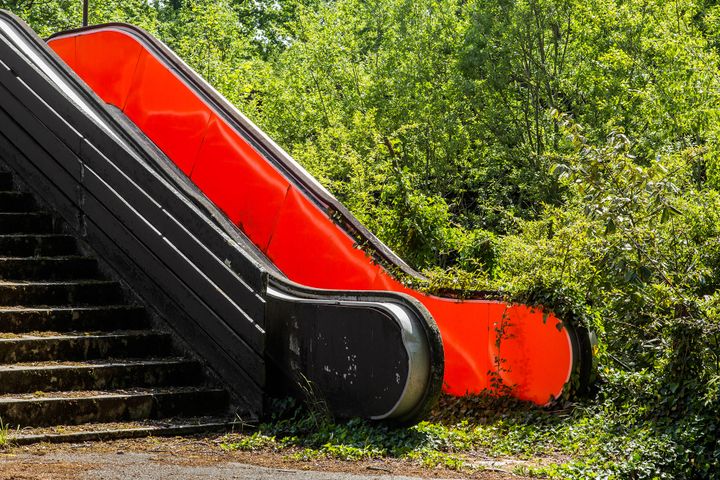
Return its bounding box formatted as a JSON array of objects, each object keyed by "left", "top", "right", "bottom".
[
  {"left": 0, "top": 331, "right": 172, "bottom": 363},
  {"left": 0, "top": 213, "right": 55, "bottom": 234},
  {"left": 0, "top": 172, "right": 13, "bottom": 191},
  {"left": 0, "top": 256, "right": 99, "bottom": 280},
  {"left": 0, "top": 358, "right": 201, "bottom": 394},
  {"left": 0, "top": 280, "right": 124, "bottom": 306},
  {"left": 0, "top": 234, "right": 78, "bottom": 257},
  {"left": 0, "top": 192, "right": 35, "bottom": 213},
  {"left": 0, "top": 306, "right": 148, "bottom": 333},
  {"left": 0, "top": 387, "right": 229, "bottom": 428},
  {"left": 8, "top": 416, "right": 247, "bottom": 445}
]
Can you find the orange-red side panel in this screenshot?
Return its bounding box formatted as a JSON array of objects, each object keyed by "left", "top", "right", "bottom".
[
  {"left": 192, "top": 115, "right": 290, "bottom": 251},
  {"left": 123, "top": 51, "right": 211, "bottom": 175}
]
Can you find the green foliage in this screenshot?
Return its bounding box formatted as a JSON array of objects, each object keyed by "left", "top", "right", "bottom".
[
  {"left": 222, "top": 398, "right": 470, "bottom": 468},
  {"left": 230, "top": 0, "right": 321, "bottom": 58},
  {"left": 0, "top": 417, "right": 10, "bottom": 449},
  {"left": 224, "top": 391, "right": 719, "bottom": 478},
  {"left": 0, "top": 0, "right": 158, "bottom": 37},
  {"left": 156, "top": 0, "right": 265, "bottom": 108},
  {"left": 493, "top": 122, "right": 720, "bottom": 477}
]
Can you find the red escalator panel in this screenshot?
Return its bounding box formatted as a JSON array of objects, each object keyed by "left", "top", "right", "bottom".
[
  {"left": 192, "top": 115, "right": 290, "bottom": 251},
  {"left": 266, "top": 185, "right": 378, "bottom": 290},
  {"left": 122, "top": 51, "right": 211, "bottom": 175},
  {"left": 69, "top": 31, "right": 141, "bottom": 109},
  {"left": 48, "top": 36, "right": 77, "bottom": 72}
]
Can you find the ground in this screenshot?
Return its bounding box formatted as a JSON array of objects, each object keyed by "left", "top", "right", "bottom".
[{"left": 0, "top": 434, "right": 540, "bottom": 480}]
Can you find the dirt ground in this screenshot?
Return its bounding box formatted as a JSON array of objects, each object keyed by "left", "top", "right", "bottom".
[{"left": 0, "top": 434, "right": 536, "bottom": 480}]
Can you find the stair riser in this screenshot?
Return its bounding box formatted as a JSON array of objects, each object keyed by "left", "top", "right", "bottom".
[
  {"left": 0, "top": 236, "right": 78, "bottom": 256},
  {"left": 0, "top": 362, "right": 202, "bottom": 394},
  {"left": 0, "top": 258, "right": 99, "bottom": 280},
  {"left": 0, "top": 193, "right": 35, "bottom": 213},
  {"left": 0, "top": 390, "right": 229, "bottom": 427},
  {"left": 0, "top": 173, "right": 12, "bottom": 191},
  {"left": 0, "top": 334, "right": 172, "bottom": 363},
  {"left": 0, "top": 283, "right": 124, "bottom": 306},
  {"left": 0, "top": 214, "right": 54, "bottom": 233},
  {"left": 0, "top": 308, "right": 148, "bottom": 333}
]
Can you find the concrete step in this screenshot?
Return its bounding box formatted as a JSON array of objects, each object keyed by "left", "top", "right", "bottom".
[
  {"left": 0, "top": 256, "right": 99, "bottom": 281},
  {"left": 0, "top": 387, "right": 229, "bottom": 427},
  {"left": 0, "top": 170, "right": 231, "bottom": 434},
  {"left": 0, "top": 234, "right": 78, "bottom": 257},
  {"left": 8, "top": 416, "right": 246, "bottom": 445},
  {"left": 0, "top": 331, "right": 173, "bottom": 363},
  {"left": 0, "top": 192, "right": 36, "bottom": 213},
  {"left": 0, "top": 280, "right": 124, "bottom": 306},
  {"left": 0, "top": 306, "right": 148, "bottom": 333},
  {"left": 0, "top": 213, "right": 54, "bottom": 234},
  {"left": 0, "top": 358, "right": 202, "bottom": 394}
]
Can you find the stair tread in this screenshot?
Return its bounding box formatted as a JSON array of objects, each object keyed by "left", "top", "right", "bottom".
[
  {"left": 0, "top": 357, "right": 194, "bottom": 371},
  {"left": 0, "top": 213, "right": 50, "bottom": 219},
  {"left": 0, "top": 193, "right": 33, "bottom": 198},
  {"left": 0, "top": 233, "right": 71, "bottom": 236},
  {"left": 10, "top": 416, "right": 242, "bottom": 435},
  {"left": 0, "top": 234, "right": 78, "bottom": 257},
  {"left": 0, "top": 330, "right": 166, "bottom": 341},
  {"left": 8, "top": 416, "right": 248, "bottom": 445},
  {"left": 0, "top": 212, "right": 49, "bottom": 215},
  {"left": 0, "top": 212, "right": 54, "bottom": 233},
  {"left": 0, "top": 255, "right": 92, "bottom": 260},
  {"left": 0, "top": 305, "right": 141, "bottom": 312},
  {"left": 0, "top": 280, "right": 117, "bottom": 285},
  {"left": 0, "top": 386, "right": 225, "bottom": 402}
]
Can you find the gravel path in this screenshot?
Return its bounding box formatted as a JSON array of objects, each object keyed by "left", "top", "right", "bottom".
[
  {"left": 0, "top": 452, "right": 459, "bottom": 480},
  {"left": 0, "top": 435, "right": 529, "bottom": 480}
]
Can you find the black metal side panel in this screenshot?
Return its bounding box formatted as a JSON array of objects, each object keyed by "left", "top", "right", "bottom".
[
  {"left": 0, "top": 14, "right": 266, "bottom": 414},
  {"left": 266, "top": 298, "right": 409, "bottom": 419}
]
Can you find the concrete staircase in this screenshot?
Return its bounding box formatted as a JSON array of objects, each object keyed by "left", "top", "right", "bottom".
[{"left": 0, "top": 170, "right": 238, "bottom": 444}]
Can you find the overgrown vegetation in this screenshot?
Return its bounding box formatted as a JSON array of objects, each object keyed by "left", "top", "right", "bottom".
[
  {"left": 225, "top": 393, "right": 718, "bottom": 478},
  {"left": 0, "top": 417, "right": 10, "bottom": 449},
  {"left": 3, "top": 0, "right": 720, "bottom": 476}
]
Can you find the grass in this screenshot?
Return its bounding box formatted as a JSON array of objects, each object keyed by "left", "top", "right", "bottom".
[
  {"left": 221, "top": 377, "right": 719, "bottom": 479},
  {"left": 0, "top": 417, "right": 10, "bottom": 449},
  {"left": 221, "top": 396, "right": 562, "bottom": 474}
]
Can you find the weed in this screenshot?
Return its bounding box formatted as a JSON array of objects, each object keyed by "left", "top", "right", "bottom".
[
  {"left": 221, "top": 432, "right": 278, "bottom": 452},
  {"left": 296, "top": 373, "right": 332, "bottom": 428},
  {"left": 0, "top": 418, "right": 10, "bottom": 449}
]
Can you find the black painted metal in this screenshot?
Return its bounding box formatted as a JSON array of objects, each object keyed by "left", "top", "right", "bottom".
[
  {"left": 0, "top": 73, "right": 265, "bottom": 411},
  {"left": 266, "top": 298, "right": 409, "bottom": 419},
  {"left": 0, "top": 11, "right": 444, "bottom": 423}
]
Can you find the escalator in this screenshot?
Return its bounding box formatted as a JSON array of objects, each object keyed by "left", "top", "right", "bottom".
[
  {"left": 0, "top": 10, "right": 592, "bottom": 432},
  {"left": 0, "top": 10, "right": 442, "bottom": 425},
  {"left": 47, "top": 22, "right": 593, "bottom": 405}
]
